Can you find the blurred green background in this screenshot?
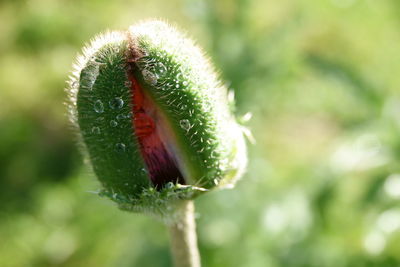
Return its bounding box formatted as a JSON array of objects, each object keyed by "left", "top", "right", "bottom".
[{"left": 1, "top": 0, "right": 400, "bottom": 266}]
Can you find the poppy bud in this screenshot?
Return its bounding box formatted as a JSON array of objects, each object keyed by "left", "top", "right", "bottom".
[{"left": 67, "top": 21, "right": 247, "bottom": 215}]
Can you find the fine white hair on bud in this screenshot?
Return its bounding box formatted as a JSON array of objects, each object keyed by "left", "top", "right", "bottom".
[{"left": 67, "top": 20, "right": 248, "bottom": 217}]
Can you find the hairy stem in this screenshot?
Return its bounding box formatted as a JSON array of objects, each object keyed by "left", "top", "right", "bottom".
[{"left": 168, "top": 200, "right": 201, "bottom": 267}]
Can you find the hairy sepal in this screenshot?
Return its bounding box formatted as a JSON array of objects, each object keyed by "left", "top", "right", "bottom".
[
  {"left": 128, "top": 21, "right": 247, "bottom": 189},
  {"left": 76, "top": 39, "right": 152, "bottom": 198}
]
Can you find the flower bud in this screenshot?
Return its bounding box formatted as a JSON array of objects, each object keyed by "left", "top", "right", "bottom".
[{"left": 67, "top": 21, "right": 247, "bottom": 215}]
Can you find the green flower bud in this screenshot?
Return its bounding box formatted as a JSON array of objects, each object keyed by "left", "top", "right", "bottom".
[{"left": 67, "top": 21, "right": 247, "bottom": 216}]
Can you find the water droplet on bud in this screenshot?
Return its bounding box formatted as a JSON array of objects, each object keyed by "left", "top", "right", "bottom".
[
  {"left": 115, "top": 143, "right": 126, "bottom": 153},
  {"left": 87, "top": 65, "right": 99, "bottom": 89},
  {"left": 180, "top": 119, "right": 191, "bottom": 131},
  {"left": 93, "top": 100, "right": 104, "bottom": 113},
  {"left": 71, "top": 80, "right": 78, "bottom": 88},
  {"left": 124, "top": 80, "right": 132, "bottom": 87},
  {"left": 116, "top": 114, "right": 125, "bottom": 120},
  {"left": 109, "top": 97, "right": 124, "bottom": 109},
  {"left": 142, "top": 69, "right": 158, "bottom": 85},
  {"left": 91, "top": 126, "right": 100, "bottom": 134},
  {"left": 165, "top": 182, "right": 174, "bottom": 189},
  {"left": 156, "top": 62, "right": 167, "bottom": 76},
  {"left": 110, "top": 120, "right": 118, "bottom": 127}
]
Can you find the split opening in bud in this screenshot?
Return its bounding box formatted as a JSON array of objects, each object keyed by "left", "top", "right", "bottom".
[{"left": 128, "top": 63, "right": 186, "bottom": 189}]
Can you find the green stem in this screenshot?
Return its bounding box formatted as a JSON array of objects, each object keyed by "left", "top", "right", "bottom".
[{"left": 168, "top": 200, "right": 201, "bottom": 267}]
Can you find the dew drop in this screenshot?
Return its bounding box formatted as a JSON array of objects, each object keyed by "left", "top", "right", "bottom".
[
  {"left": 116, "top": 114, "right": 125, "bottom": 120},
  {"left": 176, "top": 73, "right": 183, "bottom": 81},
  {"left": 180, "top": 119, "right": 191, "bottom": 131},
  {"left": 156, "top": 62, "right": 167, "bottom": 75},
  {"left": 71, "top": 80, "right": 78, "bottom": 88},
  {"left": 165, "top": 182, "right": 174, "bottom": 189},
  {"left": 182, "top": 81, "right": 188, "bottom": 86},
  {"left": 115, "top": 143, "right": 126, "bottom": 153},
  {"left": 125, "top": 80, "right": 132, "bottom": 88},
  {"left": 109, "top": 97, "right": 124, "bottom": 109},
  {"left": 93, "top": 100, "right": 104, "bottom": 113},
  {"left": 110, "top": 120, "right": 118, "bottom": 127},
  {"left": 87, "top": 65, "right": 99, "bottom": 89},
  {"left": 142, "top": 69, "right": 158, "bottom": 85},
  {"left": 91, "top": 126, "right": 100, "bottom": 134}
]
